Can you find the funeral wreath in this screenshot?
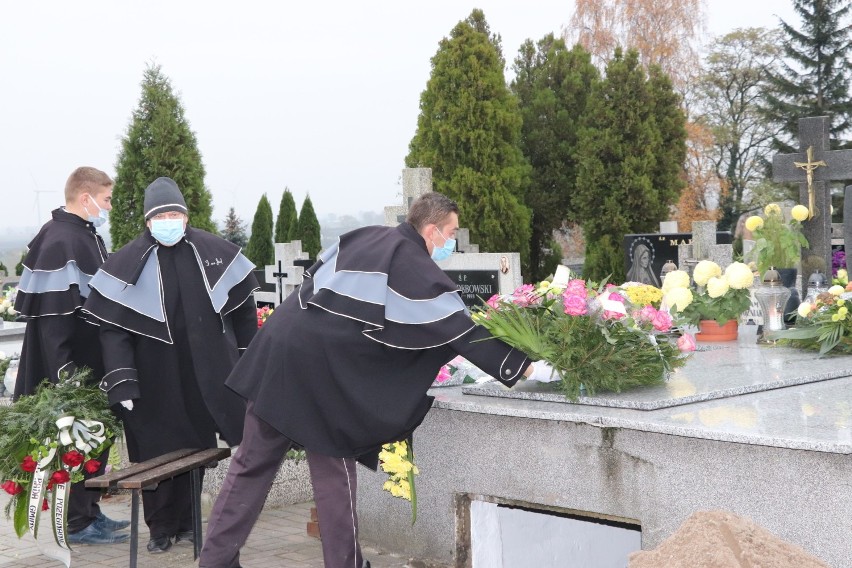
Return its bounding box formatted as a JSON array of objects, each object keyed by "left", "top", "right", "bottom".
[
  {"left": 0, "top": 368, "right": 121, "bottom": 545},
  {"left": 472, "top": 269, "right": 694, "bottom": 400}
]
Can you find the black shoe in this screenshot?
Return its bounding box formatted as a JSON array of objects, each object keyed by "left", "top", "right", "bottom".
[
  {"left": 147, "top": 535, "right": 172, "bottom": 553},
  {"left": 174, "top": 530, "right": 194, "bottom": 544},
  {"left": 67, "top": 522, "right": 129, "bottom": 545},
  {"left": 93, "top": 512, "right": 130, "bottom": 532}
]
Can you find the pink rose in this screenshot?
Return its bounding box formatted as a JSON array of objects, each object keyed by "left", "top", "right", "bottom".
[
  {"left": 564, "top": 279, "right": 587, "bottom": 297},
  {"left": 677, "top": 333, "right": 696, "bottom": 352},
  {"left": 637, "top": 305, "right": 657, "bottom": 323},
  {"left": 652, "top": 310, "right": 672, "bottom": 332},
  {"left": 563, "top": 294, "right": 588, "bottom": 316}
]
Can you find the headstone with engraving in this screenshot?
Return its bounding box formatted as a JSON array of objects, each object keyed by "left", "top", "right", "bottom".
[
  {"left": 772, "top": 116, "right": 852, "bottom": 294},
  {"left": 623, "top": 229, "right": 732, "bottom": 286},
  {"left": 254, "top": 241, "right": 310, "bottom": 307}
]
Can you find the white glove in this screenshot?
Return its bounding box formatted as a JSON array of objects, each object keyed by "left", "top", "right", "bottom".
[
  {"left": 527, "top": 361, "right": 559, "bottom": 383},
  {"left": 120, "top": 400, "right": 134, "bottom": 411}
]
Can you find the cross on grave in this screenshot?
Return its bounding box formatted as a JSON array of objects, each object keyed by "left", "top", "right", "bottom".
[
  {"left": 384, "top": 168, "right": 433, "bottom": 226},
  {"left": 676, "top": 220, "right": 734, "bottom": 279},
  {"left": 454, "top": 228, "right": 479, "bottom": 253},
  {"left": 263, "top": 241, "right": 310, "bottom": 307},
  {"left": 772, "top": 116, "right": 852, "bottom": 293}
]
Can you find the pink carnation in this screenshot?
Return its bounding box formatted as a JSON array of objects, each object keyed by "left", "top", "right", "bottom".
[
  {"left": 486, "top": 294, "right": 501, "bottom": 309},
  {"left": 651, "top": 310, "right": 673, "bottom": 332},
  {"left": 677, "top": 333, "right": 696, "bottom": 352},
  {"left": 563, "top": 294, "right": 588, "bottom": 316},
  {"left": 511, "top": 284, "right": 538, "bottom": 307},
  {"left": 564, "top": 279, "right": 587, "bottom": 297}
]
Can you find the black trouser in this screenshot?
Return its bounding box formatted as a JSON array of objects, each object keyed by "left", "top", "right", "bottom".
[
  {"left": 142, "top": 469, "right": 202, "bottom": 539},
  {"left": 67, "top": 447, "right": 110, "bottom": 534}
]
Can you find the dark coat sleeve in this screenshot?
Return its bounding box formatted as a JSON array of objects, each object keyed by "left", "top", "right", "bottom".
[
  {"left": 229, "top": 288, "right": 258, "bottom": 354},
  {"left": 34, "top": 314, "right": 81, "bottom": 382},
  {"left": 99, "top": 322, "right": 141, "bottom": 406},
  {"left": 449, "top": 325, "right": 531, "bottom": 387}
]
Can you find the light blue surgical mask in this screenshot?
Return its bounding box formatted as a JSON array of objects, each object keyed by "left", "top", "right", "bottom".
[
  {"left": 430, "top": 228, "right": 456, "bottom": 262},
  {"left": 84, "top": 194, "right": 108, "bottom": 228},
  {"left": 150, "top": 218, "right": 185, "bottom": 246}
]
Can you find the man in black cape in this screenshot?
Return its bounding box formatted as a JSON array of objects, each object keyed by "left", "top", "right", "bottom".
[
  {"left": 14, "top": 166, "right": 129, "bottom": 545},
  {"left": 82, "top": 177, "right": 259, "bottom": 554},
  {"left": 200, "top": 192, "right": 540, "bottom": 568}
]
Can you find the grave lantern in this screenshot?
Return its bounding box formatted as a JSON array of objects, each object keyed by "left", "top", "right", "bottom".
[
  {"left": 660, "top": 260, "right": 677, "bottom": 284},
  {"left": 804, "top": 270, "right": 828, "bottom": 304},
  {"left": 755, "top": 267, "right": 791, "bottom": 342}
]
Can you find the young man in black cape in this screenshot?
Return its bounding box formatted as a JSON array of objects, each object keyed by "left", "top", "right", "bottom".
[
  {"left": 82, "top": 177, "right": 260, "bottom": 554},
  {"left": 200, "top": 192, "right": 546, "bottom": 568},
  {"left": 14, "top": 166, "right": 129, "bottom": 545}
]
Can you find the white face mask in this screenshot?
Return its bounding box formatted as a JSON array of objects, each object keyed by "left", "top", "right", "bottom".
[
  {"left": 150, "top": 218, "right": 186, "bottom": 246},
  {"left": 83, "top": 194, "right": 108, "bottom": 227}
]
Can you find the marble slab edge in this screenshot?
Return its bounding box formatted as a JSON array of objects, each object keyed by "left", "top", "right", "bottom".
[
  {"left": 430, "top": 394, "right": 852, "bottom": 455},
  {"left": 461, "top": 367, "right": 852, "bottom": 410}
]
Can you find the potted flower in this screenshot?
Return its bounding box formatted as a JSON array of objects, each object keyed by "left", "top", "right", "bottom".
[
  {"left": 745, "top": 203, "right": 810, "bottom": 275},
  {"left": 663, "top": 260, "right": 755, "bottom": 341}
]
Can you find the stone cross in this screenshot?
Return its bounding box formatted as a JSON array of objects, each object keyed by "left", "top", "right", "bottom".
[
  {"left": 772, "top": 116, "right": 852, "bottom": 291},
  {"left": 455, "top": 228, "right": 479, "bottom": 253},
  {"left": 384, "top": 168, "right": 433, "bottom": 226},
  {"left": 263, "top": 241, "right": 309, "bottom": 306},
  {"left": 677, "top": 220, "right": 733, "bottom": 278}
]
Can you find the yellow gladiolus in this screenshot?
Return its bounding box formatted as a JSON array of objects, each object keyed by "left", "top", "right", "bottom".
[{"left": 791, "top": 205, "right": 809, "bottom": 222}]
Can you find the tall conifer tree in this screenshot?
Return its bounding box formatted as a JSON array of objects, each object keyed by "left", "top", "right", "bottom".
[
  {"left": 296, "top": 196, "right": 322, "bottom": 259},
  {"left": 574, "top": 48, "right": 686, "bottom": 282},
  {"left": 275, "top": 188, "right": 297, "bottom": 243},
  {"left": 511, "top": 36, "right": 598, "bottom": 280},
  {"left": 112, "top": 64, "right": 215, "bottom": 248},
  {"left": 245, "top": 194, "right": 274, "bottom": 267},
  {"left": 221, "top": 207, "right": 248, "bottom": 249},
  {"left": 406, "top": 9, "right": 531, "bottom": 262},
  {"left": 763, "top": 0, "right": 852, "bottom": 150}
]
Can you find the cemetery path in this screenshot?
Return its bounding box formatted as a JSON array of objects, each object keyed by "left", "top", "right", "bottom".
[{"left": 0, "top": 495, "right": 448, "bottom": 568}]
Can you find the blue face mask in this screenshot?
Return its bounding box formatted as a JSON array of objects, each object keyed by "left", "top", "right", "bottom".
[
  {"left": 430, "top": 228, "right": 456, "bottom": 262},
  {"left": 84, "top": 194, "right": 108, "bottom": 228},
  {"left": 150, "top": 218, "right": 185, "bottom": 246}
]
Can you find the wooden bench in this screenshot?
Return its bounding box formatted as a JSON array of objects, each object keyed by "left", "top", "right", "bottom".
[{"left": 86, "top": 447, "right": 231, "bottom": 568}]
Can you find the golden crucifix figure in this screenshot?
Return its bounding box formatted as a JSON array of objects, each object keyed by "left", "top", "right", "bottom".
[{"left": 793, "top": 145, "right": 827, "bottom": 219}]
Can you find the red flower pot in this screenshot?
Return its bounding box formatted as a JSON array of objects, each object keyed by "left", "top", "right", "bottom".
[{"left": 696, "top": 319, "right": 738, "bottom": 342}]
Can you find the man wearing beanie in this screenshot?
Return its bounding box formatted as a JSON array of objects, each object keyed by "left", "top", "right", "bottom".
[
  {"left": 14, "top": 166, "right": 129, "bottom": 545},
  {"left": 83, "top": 177, "right": 260, "bottom": 554}
]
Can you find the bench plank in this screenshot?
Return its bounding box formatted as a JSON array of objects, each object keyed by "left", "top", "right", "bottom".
[
  {"left": 85, "top": 448, "right": 199, "bottom": 488},
  {"left": 116, "top": 448, "right": 231, "bottom": 489}
]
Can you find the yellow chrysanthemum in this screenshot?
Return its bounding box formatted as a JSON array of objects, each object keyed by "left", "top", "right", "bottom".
[
  {"left": 832, "top": 313, "right": 841, "bottom": 322},
  {"left": 838, "top": 299, "right": 846, "bottom": 307},
  {"left": 764, "top": 203, "right": 782, "bottom": 216},
  {"left": 662, "top": 270, "right": 690, "bottom": 293},
  {"left": 791, "top": 205, "right": 809, "bottom": 222},
  {"left": 724, "top": 262, "right": 755, "bottom": 290},
  {"left": 693, "top": 260, "right": 722, "bottom": 287},
  {"left": 797, "top": 302, "right": 812, "bottom": 318},
  {"left": 745, "top": 216, "right": 764, "bottom": 232},
  {"left": 829, "top": 285, "right": 845, "bottom": 296},
  {"left": 706, "top": 276, "right": 730, "bottom": 299},
  {"left": 664, "top": 287, "right": 693, "bottom": 312},
  {"left": 839, "top": 306, "right": 849, "bottom": 318},
  {"left": 623, "top": 284, "right": 663, "bottom": 306}
]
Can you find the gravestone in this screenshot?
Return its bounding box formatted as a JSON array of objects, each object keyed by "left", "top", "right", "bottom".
[
  {"left": 254, "top": 241, "right": 310, "bottom": 307},
  {"left": 623, "top": 229, "right": 732, "bottom": 286},
  {"left": 773, "top": 116, "right": 852, "bottom": 294},
  {"left": 676, "top": 221, "right": 734, "bottom": 278},
  {"left": 384, "top": 168, "right": 432, "bottom": 226}
]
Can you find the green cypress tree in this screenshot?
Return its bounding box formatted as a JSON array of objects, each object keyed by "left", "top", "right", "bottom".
[
  {"left": 574, "top": 48, "right": 686, "bottom": 282},
  {"left": 406, "top": 9, "right": 531, "bottom": 263},
  {"left": 285, "top": 207, "right": 299, "bottom": 242},
  {"left": 511, "top": 36, "right": 598, "bottom": 281},
  {"left": 15, "top": 251, "right": 25, "bottom": 276},
  {"left": 245, "top": 194, "right": 274, "bottom": 267},
  {"left": 112, "top": 64, "right": 216, "bottom": 249},
  {"left": 296, "top": 196, "right": 322, "bottom": 259},
  {"left": 0, "top": 261, "right": 7, "bottom": 277},
  {"left": 763, "top": 0, "right": 852, "bottom": 150},
  {"left": 275, "top": 188, "right": 297, "bottom": 243}
]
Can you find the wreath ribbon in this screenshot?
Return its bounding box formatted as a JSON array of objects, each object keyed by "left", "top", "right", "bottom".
[{"left": 56, "top": 416, "right": 106, "bottom": 454}]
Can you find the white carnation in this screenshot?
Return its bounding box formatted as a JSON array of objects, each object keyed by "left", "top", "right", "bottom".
[{"left": 693, "top": 260, "right": 722, "bottom": 287}]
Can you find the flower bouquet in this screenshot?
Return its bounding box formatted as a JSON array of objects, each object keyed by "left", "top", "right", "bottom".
[
  {"left": 0, "top": 368, "right": 121, "bottom": 551},
  {"left": 472, "top": 270, "right": 693, "bottom": 400},
  {"left": 0, "top": 288, "right": 18, "bottom": 322},
  {"left": 378, "top": 440, "right": 418, "bottom": 524},
  {"left": 773, "top": 285, "right": 852, "bottom": 354},
  {"left": 257, "top": 306, "right": 274, "bottom": 328},
  {"left": 745, "top": 203, "right": 809, "bottom": 274},
  {"left": 664, "top": 261, "right": 755, "bottom": 327}
]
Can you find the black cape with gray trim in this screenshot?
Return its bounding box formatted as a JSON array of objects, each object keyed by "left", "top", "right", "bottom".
[
  {"left": 13, "top": 208, "right": 109, "bottom": 398},
  {"left": 82, "top": 227, "right": 259, "bottom": 461},
  {"left": 226, "top": 222, "right": 530, "bottom": 468}
]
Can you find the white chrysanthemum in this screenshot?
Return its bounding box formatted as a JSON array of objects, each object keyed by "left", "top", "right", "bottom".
[
  {"left": 724, "top": 262, "right": 754, "bottom": 290},
  {"left": 662, "top": 270, "right": 690, "bottom": 293},
  {"left": 829, "top": 285, "right": 845, "bottom": 296},
  {"left": 797, "top": 302, "right": 813, "bottom": 318},
  {"left": 706, "top": 276, "right": 730, "bottom": 299},
  {"left": 693, "top": 260, "right": 722, "bottom": 287},
  {"left": 664, "top": 287, "right": 693, "bottom": 312}
]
